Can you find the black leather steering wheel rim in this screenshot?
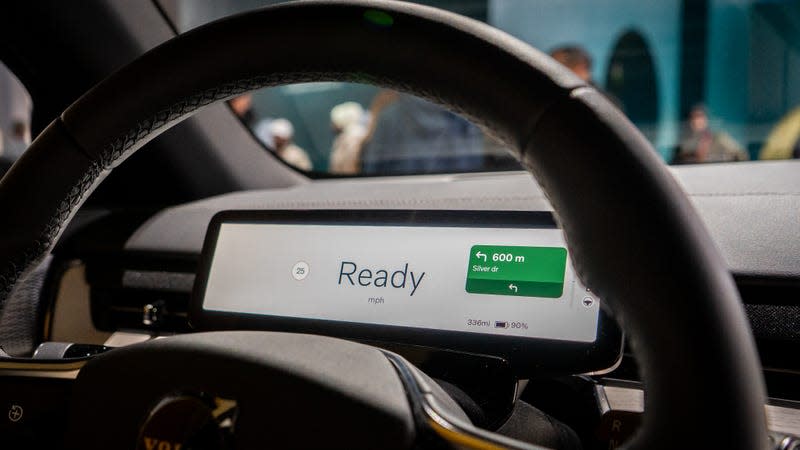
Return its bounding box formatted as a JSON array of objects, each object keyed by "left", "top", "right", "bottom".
[{"left": 0, "top": 1, "right": 767, "bottom": 448}]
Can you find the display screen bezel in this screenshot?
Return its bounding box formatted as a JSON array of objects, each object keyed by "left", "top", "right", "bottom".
[{"left": 190, "top": 209, "right": 623, "bottom": 375}]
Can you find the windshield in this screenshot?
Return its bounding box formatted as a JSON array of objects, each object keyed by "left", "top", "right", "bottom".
[{"left": 159, "top": 0, "right": 800, "bottom": 175}]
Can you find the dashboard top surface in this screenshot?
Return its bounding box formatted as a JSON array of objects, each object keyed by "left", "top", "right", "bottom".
[{"left": 126, "top": 160, "right": 800, "bottom": 279}]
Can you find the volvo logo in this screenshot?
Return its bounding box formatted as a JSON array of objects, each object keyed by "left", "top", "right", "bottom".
[
  {"left": 141, "top": 437, "right": 182, "bottom": 450},
  {"left": 136, "top": 394, "right": 237, "bottom": 450}
]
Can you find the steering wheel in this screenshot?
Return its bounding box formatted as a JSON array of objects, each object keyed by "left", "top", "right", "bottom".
[{"left": 0, "top": 1, "right": 767, "bottom": 449}]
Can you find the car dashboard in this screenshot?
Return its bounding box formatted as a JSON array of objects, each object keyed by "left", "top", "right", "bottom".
[{"left": 2, "top": 160, "right": 798, "bottom": 448}]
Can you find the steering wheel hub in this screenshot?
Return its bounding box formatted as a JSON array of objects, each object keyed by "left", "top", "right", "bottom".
[{"left": 137, "top": 394, "right": 235, "bottom": 450}]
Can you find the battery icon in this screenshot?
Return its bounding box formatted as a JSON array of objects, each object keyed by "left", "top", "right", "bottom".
[{"left": 495, "top": 321, "right": 509, "bottom": 329}]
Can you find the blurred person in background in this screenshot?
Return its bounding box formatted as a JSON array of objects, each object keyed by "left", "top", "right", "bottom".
[
  {"left": 550, "top": 45, "right": 621, "bottom": 109},
  {"left": 229, "top": 93, "right": 281, "bottom": 151},
  {"left": 229, "top": 93, "right": 256, "bottom": 129},
  {"left": 550, "top": 45, "right": 593, "bottom": 83},
  {"left": 360, "top": 94, "right": 483, "bottom": 175},
  {"left": 759, "top": 106, "right": 800, "bottom": 160},
  {"left": 329, "top": 101, "right": 369, "bottom": 175},
  {"left": 268, "top": 118, "right": 312, "bottom": 171},
  {"left": 673, "top": 104, "right": 748, "bottom": 164}
]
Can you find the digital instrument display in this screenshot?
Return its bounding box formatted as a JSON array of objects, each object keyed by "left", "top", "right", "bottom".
[{"left": 192, "top": 211, "right": 623, "bottom": 374}]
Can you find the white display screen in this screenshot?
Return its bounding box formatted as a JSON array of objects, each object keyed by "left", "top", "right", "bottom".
[{"left": 202, "top": 223, "right": 600, "bottom": 343}]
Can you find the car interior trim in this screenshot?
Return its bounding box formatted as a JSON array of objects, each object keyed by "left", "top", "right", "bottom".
[{"left": 596, "top": 383, "right": 800, "bottom": 436}]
